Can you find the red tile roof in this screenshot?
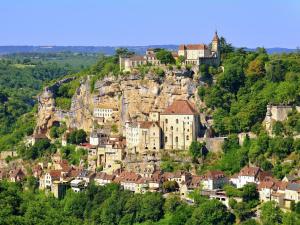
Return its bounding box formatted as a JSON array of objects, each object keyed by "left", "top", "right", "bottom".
[
  {"left": 96, "top": 172, "right": 115, "bottom": 181},
  {"left": 202, "top": 171, "right": 225, "bottom": 180},
  {"left": 49, "top": 170, "right": 61, "bottom": 180},
  {"left": 139, "top": 121, "right": 159, "bottom": 129},
  {"left": 162, "top": 100, "right": 198, "bottom": 115},
  {"left": 239, "top": 166, "right": 261, "bottom": 177},
  {"left": 178, "top": 44, "right": 208, "bottom": 51}
]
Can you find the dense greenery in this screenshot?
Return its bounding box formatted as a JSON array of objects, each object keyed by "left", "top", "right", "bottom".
[
  {"left": 2, "top": 181, "right": 299, "bottom": 225},
  {"left": 0, "top": 53, "right": 96, "bottom": 151},
  {"left": 200, "top": 49, "right": 300, "bottom": 135}
]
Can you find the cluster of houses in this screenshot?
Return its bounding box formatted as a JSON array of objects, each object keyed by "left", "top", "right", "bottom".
[
  {"left": 1, "top": 149, "right": 300, "bottom": 210},
  {"left": 119, "top": 32, "right": 221, "bottom": 72}
]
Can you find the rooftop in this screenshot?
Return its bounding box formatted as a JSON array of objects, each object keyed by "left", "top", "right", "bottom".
[{"left": 162, "top": 100, "right": 198, "bottom": 115}]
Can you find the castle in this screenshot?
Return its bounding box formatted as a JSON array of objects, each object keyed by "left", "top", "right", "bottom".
[{"left": 120, "top": 32, "right": 221, "bottom": 72}]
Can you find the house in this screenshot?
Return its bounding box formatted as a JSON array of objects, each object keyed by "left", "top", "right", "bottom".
[
  {"left": 94, "top": 172, "right": 115, "bottom": 186},
  {"left": 119, "top": 55, "right": 147, "bottom": 72},
  {"left": 0, "top": 169, "right": 8, "bottom": 180},
  {"left": 178, "top": 32, "right": 220, "bottom": 66},
  {"left": 285, "top": 183, "right": 300, "bottom": 203},
  {"left": 97, "top": 136, "right": 125, "bottom": 169},
  {"left": 164, "top": 171, "right": 191, "bottom": 186},
  {"left": 33, "top": 165, "right": 43, "bottom": 178},
  {"left": 147, "top": 171, "right": 164, "bottom": 192},
  {"left": 125, "top": 121, "right": 140, "bottom": 151},
  {"left": 70, "top": 179, "right": 86, "bottom": 192},
  {"left": 201, "top": 170, "right": 227, "bottom": 190},
  {"left": 30, "top": 133, "right": 49, "bottom": 145},
  {"left": 76, "top": 170, "right": 96, "bottom": 186},
  {"left": 9, "top": 168, "right": 25, "bottom": 182},
  {"left": 138, "top": 121, "right": 161, "bottom": 151},
  {"left": 115, "top": 171, "right": 144, "bottom": 193},
  {"left": 93, "top": 103, "right": 118, "bottom": 123},
  {"left": 230, "top": 166, "right": 262, "bottom": 188},
  {"left": 160, "top": 100, "right": 200, "bottom": 150},
  {"left": 51, "top": 180, "right": 69, "bottom": 199},
  {"left": 180, "top": 175, "right": 202, "bottom": 197},
  {"left": 44, "top": 170, "right": 61, "bottom": 189}
]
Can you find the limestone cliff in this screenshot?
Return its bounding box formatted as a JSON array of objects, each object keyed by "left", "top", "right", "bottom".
[{"left": 35, "top": 71, "right": 200, "bottom": 136}]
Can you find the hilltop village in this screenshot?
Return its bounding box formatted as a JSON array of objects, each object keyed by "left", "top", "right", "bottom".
[{"left": 1, "top": 32, "right": 300, "bottom": 223}]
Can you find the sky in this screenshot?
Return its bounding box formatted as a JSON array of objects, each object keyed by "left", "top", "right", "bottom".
[{"left": 0, "top": 0, "right": 299, "bottom": 48}]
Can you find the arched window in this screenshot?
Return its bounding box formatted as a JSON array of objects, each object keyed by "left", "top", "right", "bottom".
[
  {"left": 165, "top": 119, "right": 168, "bottom": 124},
  {"left": 165, "top": 136, "right": 168, "bottom": 143},
  {"left": 175, "top": 136, "right": 178, "bottom": 142},
  {"left": 176, "top": 119, "right": 179, "bottom": 124},
  {"left": 171, "top": 126, "right": 173, "bottom": 130},
  {"left": 186, "top": 135, "right": 189, "bottom": 140}
]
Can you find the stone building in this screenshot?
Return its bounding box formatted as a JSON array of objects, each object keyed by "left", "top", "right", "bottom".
[
  {"left": 160, "top": 100, "right": 200, "bottom": 150},
  {"left": 93, "top": 103, "right": 118, "bottom": 123},
  {"left": 125, "top": 120, "right": 161, "bottom": 152},
  {"left": 178, "top": 31, "right": 220, "bottom": 66},
  {"left": 138, "top": 121, "right": 161, "bottom": 151}
]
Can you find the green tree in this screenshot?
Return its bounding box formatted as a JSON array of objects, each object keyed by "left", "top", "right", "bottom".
[
  {"left": 260, "top": 201, "right": 282, "bottom": 225},
  {"left": 187, "top": 199, "right": 235, "bottom": 225},
  {"left": 189, "top": 141, "right": 204, "bottom": 160},
  {"left": 155, "top": 49, "right": 175, "bottom": 65}
]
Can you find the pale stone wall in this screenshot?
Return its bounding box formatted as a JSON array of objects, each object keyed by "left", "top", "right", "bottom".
[
  {"left": 270, "top": 105, "right": 293, "bottom": 121},
  {"left": 160, "top": 114, "right": 198, "bottom": 150},
  {"left": 197, "top": 137, "right": 226, "bottom": 153},
  {"left": 139, "top": 124, "right": 161, "bottom": 151}
]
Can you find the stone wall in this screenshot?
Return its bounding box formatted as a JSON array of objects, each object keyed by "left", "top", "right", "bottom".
[{"left": 197, "top": 137, "right": 227, "bottom": 153}]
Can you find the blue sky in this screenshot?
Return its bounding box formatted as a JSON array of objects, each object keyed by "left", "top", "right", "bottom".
[{"left": 0, "top": 0, "right": 299, "bottom": 48}]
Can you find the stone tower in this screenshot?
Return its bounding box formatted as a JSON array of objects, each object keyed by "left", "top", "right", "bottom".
[{"left": 211, "top": 31, "right": 220, "bottom": 56}]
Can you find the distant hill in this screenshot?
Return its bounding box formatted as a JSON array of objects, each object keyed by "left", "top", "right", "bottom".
[
  {"left": 0, "top": 45, "right": 297, "bottom": 56},
  {"left": 0, "top": 45, "right": 178, "bottom": 56}
]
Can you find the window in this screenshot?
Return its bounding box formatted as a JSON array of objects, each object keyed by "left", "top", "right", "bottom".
[
  {"left": 176, "top": 119, "right": 179, "bottom": 124},
  {"left": 186, "top": 135, "right": 189, "bottom": 140},
  {"left": 165, "top": 119, "right": 168, "bottom": 124},
  {"left": 175, "top": 136, "right": 178, "bottom": 142},
  {"left": 165, "top": 136, "right": 168, "bottom": 143},
  {"left": 171, "top": 126, "right": 173, "bottom": 130}
]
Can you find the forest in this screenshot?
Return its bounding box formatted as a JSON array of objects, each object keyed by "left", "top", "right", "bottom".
[
  {"left": 0, "top": 53, "right": 99, "bottom": 151},
  {"left": 1, "top": 181, "right": 299, "bottom": 225}
]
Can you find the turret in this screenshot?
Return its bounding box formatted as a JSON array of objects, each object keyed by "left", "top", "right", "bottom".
[{"left": 211, "top": 31, "right": 220, "bottom": 55}]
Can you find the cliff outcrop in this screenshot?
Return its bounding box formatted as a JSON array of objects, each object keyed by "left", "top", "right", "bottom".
[{"left": 35, "top": 71, "right": 200, "bottom": 136}]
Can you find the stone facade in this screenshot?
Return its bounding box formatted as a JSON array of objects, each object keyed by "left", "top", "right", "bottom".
[{"left": 160, "top": 100, "right": 200, "bottom": 150}]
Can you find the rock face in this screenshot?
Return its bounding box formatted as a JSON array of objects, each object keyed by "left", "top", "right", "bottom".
[
  {"left": 94, "top": 72, "right": 199, "bottom": 125},
  {"left": 35, "top": 72, "right": 200, "bottom": 136}
]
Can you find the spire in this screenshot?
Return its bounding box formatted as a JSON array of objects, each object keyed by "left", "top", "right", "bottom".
[{"left": 213, "top": 31, "right": 219, "bottom": 41}]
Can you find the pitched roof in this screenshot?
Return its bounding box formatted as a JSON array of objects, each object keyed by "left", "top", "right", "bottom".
[
  {"left": 49, "top": 170, "right": 61, "bottom": 180},
  {"left": 202, "top": 171, "right": 225, "bottom": 180},
  {"left": 9, "top": 168, "right": 24, "bottom": 178},
  {"left": 95, "top": 172, "right": 115, "bottom": 181},
  {"left": 139, "top": 121, "right": 159, "bottom": 129},
  {"left": 213, "top": 31, "right": 219, "bottom": 41},
  {"left": 178, "top": 44, "right": 208, "bottom": 51},
  {"left": 239, "top": 166, "right": 261, "bottom": 177},
  {"left": 162, "top": 100, "right": 198, "bottom": 115},
  {"left": 287, "top": 183, "right": 300, "bottom": 192}
]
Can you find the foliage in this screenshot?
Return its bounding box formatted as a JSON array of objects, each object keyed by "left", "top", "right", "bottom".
[
  {"left": 162, "top": 181, "right": 179, "bottom": 193},
  {"left": 186, "top": 199, "right": 235, "bottom": 225},
  {"left": 18, "top": 139, "right": 56, "bottom": 160},
  {"left": 260, "top": 201, "right": 282, "bottom": 225},
  {"left": 0, "top": 53, "right": 92, "bottom": 151},
  {"left": 155, "top": 49, "right": 175, "bottom": 65},
  {"left": 189, "top": 141, "right": 205, "bottom": 160},
  {"left": 67, "top": 129, "right": 87, "bottom": 145}
]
